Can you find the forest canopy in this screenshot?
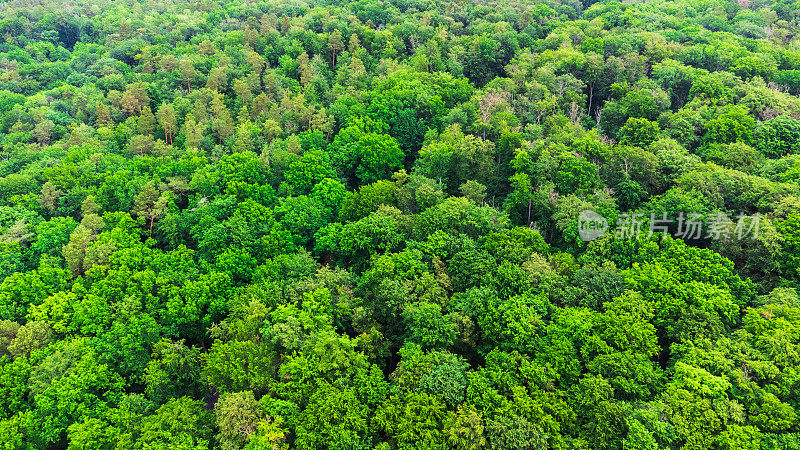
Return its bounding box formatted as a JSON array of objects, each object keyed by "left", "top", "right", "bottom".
[{"left": 1, "top": 0, "right": 800, "bottom": 447}]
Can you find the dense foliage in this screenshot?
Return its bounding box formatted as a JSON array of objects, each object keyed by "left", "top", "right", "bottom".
[{"left": 1, "top": 0, "right": 800, "bottom": 447}]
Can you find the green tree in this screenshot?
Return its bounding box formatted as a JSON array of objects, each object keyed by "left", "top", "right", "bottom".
[
  {"left": 132, "top": 181, "right": 169, "bottom": 238},
  {"left": 156, "top": 102, "right": 177, "bottom": 146},
  {"left": 216, "top": 391, "right": 274, "bottom": 449},
  {"left": 703, "top": 105, "right": 755, "bottom": 145},
  {"left": 138, "top": 397, "right": 213, "bottom": 448},
  {"left": 619, "top": 117, "right": 661, "bottom": 148},
  {"left": 329, "top": 118, "right": 404, "bottom": 186},
  {"left": 284, "top": 150, "right": 337, "bottom": 195},
  {"left": 29, "top": 339, "right": 125, "bottom": 446},
  {"left": 403, "top": 302, "right": 459, "bottom": 349},
  {"left": 374, "top": 392, "right": 448, "bottom": 449},
  {"left": 444, "top": 406, "right": 487, "bottom": 450},
  {"left": 294, "top": 382, "right": 370, "bottom": 449},
  {"left": 144, "top": 339, "right": 205, "bottom": 404},
  {"left": 417, "top": 124, "right": 495, "bottom": 193},
  {"left": 753, "top": 115, "right": 800, "bottom": 158},
  {"left": 553, "top": 155, "right": 599, "bottom": 196}
]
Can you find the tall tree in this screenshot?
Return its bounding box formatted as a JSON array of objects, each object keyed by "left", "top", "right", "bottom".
[
  {"left": 179, "top": 58, "right": 196, "bottom": 93},
  {"left": 156, "top": 102, "right": 177, "bottom": 145},
  {"left": 133, "top": 181, "right": 168, "bottom": 238},
  {"left": 329, "top": 29, "right": 343, "bottom": 68}
]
